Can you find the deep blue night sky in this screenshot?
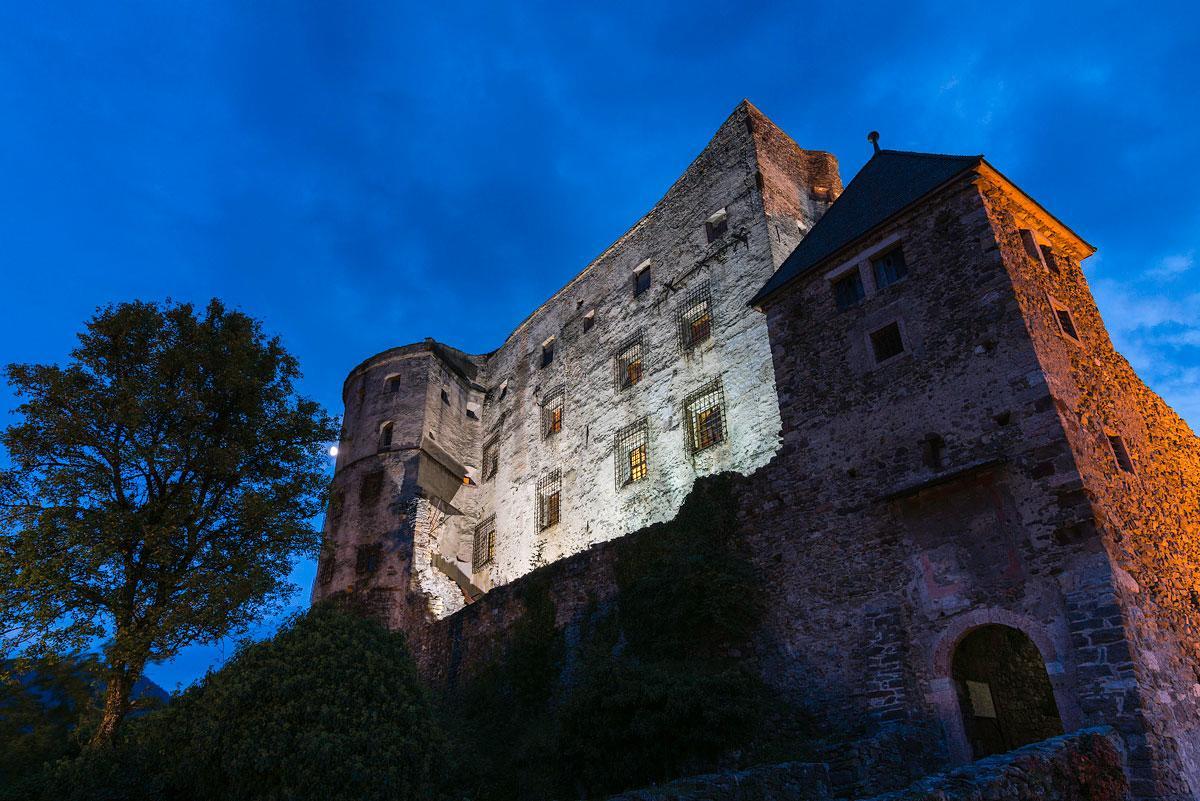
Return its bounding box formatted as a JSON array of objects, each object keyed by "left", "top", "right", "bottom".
[{"left": 1, "top": 2, "right": 1197, "bottom": 689}]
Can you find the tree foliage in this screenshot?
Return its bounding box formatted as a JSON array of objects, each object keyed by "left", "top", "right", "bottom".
[
  {"left": 0, "top": 299, "right": 337, "bottom": 744},
  {"left": 25, "top": 602, "right": 444, "bottom": 801}
]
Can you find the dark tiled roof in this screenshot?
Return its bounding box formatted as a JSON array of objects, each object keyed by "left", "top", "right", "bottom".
[{"left": 750, "top": 149, "right": 983, "bottom": 306}]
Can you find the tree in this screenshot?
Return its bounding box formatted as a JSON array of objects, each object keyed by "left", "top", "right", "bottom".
[{"left": 0, "top": 299, "right": 337, "bottom": 747}]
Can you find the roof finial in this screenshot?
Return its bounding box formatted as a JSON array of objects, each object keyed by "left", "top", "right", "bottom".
[{"left": 867, "top": 131, "right": 881, "bottom": 154}]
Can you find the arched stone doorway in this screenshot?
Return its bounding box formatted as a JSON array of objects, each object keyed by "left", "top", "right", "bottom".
[{"left": 952, "top": 624, "right": 1064, "bottom": 758}]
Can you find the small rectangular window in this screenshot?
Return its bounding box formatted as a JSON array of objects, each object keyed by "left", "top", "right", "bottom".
[
  {"left": 871, "top": 247, "right": 908, "bottom": 289},
  {"left": 542, "top": 389, "right": 564, "bottom": 439},
  {"left": 1047, "top": 295, "right": 1080, "bottom": 342},
  {"left": 385, "top": 375, "right": 401, "bottom": 393},
  {"left": 833, "top": 270, "right": 865, "bottom": 310},
  {"left": 615, "top": 335, "right": 644, "bottom": 391},
  {"left": 473, "top": 515, "right": 496, "bottom": 571},
  {"left": 684, "top": 379, "right": 727, "bottom": 454},
  {"left": 634, "top": 265, "right": 652, "bottom": 297},
  {"left": 1107, "top": 435, "right": 1135, "bottom": 473},
  {"left": 870, "top": 322, "right": 906, "bottom": 363},
  {"left": 318, "top": 552, "right": 335, "bottom": 585},
  {"left": 677, "top": 283, "right": 713, "bottom": 350},
  {"left": 582, "top": 310, "right": 595, "bottom": 333},
  {"left": 614, "top": 418, "right": 649, "bottom": 488},
  {"left": 378, "top": 421, "right": 394, "bottom": 450},
  {"left": 441, "top": 388, "right": 450, "bottom": 405},
  {"left": 355, "top": 543, "right": 382, "bottom": 575},
  {"left": 705, "top": 209, "right": 728, "bottom": 242},
  {"left": 482, "top": 437, "right": 499, "bottom": 481},
  {"left": 1056, "top": 308, "right": 1079, "bottom": 340},
  {"left": 1040, "top": 245, "right": 1060, "bottom": 274},
  {"left": 537, "top": 470, "right": 561, "bottom": 531},
  {"left": 541, "top": 338, "right": 555, "bottom": 368},
  {"left": 359, "top": 470, "right": 384, "bottom": 505}
]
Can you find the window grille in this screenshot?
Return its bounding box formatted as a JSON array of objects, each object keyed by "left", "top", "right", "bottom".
[
  {"left": 318, "top": 551, "right": 335, "bottom": 585},
  {"left": 684, "top": 379, "right": 727, "bottom": 454},
  {"left": 355, "top": 543, "right": 382, "bottom": 575},
  {"left": 482, "top": 436, "right": 499, "bottom": 481},
  {"left": 870, "top": 322, "right": 906, "bottom": 363},
  {"left": 542, "top": 388, "right": 564, "bottom": 438},
  {"left": 537, "top": 470, "right": 561, "bottom": 531},
  {"left": 833, "top": 270, "right": 865, "bottom": 310},
  {"left": 676, "top": 283, "right": 713, "bottom": 350},
  {"left": 614, "top": 334, "right": 644, "bottom": 391},
  {"left": 473, "top": 515, "right": 497, "bottom": 571},
  {"left": 359, "top": 469, "right": 384, "bottom": 505},
  {"left": 614, "top": 418, "right": 649, "bottom": 488},
  {"left": 871, "top": 247, "right": 908, "bottom": 289}
]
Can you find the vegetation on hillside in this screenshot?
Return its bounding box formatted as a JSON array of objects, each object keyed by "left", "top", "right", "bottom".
[{"left": 0, "top": 477, "right": 796, "bottom": 800}]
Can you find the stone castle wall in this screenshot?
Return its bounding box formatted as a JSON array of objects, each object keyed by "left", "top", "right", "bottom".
[
  {"left": 313, "top": 101, "right": 841, "bottom": 625},
  {"left": 980, "top": 177, "right": 1200, "bottom": 798},
  {"left": 398, "top": 159, "right": 1200, "bottom": 798}
]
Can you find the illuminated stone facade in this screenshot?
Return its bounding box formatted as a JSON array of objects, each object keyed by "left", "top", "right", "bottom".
[
  {"left": 312, "top": 101, "right": 841, "bottom": 627},
  {"left": 314, "top": 102, "right": 1200, "bottom": 799}
]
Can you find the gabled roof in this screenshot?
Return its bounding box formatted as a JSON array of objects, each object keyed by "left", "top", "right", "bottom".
[{"left": 749, "top": 150, "right": 983, "bottom": 307}]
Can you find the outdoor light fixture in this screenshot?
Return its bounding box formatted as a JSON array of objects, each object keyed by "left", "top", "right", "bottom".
[{"left": 328, "top": 446, "right": 338, "bottom": 457}]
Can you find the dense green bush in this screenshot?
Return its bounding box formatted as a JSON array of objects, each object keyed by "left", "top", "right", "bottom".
[
  {"left": 31, "top": 601, "right": 445, "bottom": 801},
  {"left": 0, "top": 656, "right": 104, "bottom": 800}
]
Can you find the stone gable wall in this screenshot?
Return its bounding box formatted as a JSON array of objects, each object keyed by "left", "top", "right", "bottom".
[{"left": 980, "top": 176, "right": 1200, "bottom": 800}]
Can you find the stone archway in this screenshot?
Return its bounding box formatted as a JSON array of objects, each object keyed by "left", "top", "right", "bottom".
[{"left": 951, "top": 624, "right": 1064, "bottom": 758}]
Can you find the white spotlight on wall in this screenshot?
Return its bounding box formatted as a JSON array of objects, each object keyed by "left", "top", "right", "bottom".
[{"left": 328, "top": 446, "right": 339, "bottom": 457}]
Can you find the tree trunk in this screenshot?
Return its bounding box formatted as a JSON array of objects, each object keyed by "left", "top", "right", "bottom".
[{"left": 88, "top": 661, "right": 139, "bottom": 749}]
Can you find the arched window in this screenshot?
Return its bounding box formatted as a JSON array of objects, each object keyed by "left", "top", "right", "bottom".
[
  {"left": 952, "top": 625, "right": 1063, "bottom": 758},
  {"left": 378, "top": 421, "right": 394, "bottom": 451}
]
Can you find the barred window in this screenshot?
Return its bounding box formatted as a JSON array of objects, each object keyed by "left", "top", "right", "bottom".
[
  {"left": 318, "top": 551, "right": 335, "bottom": 585},
  {"left": 542, "top": 389, "right": 564, "bottom": 438},
  {"left": 537, "top": 470, "right": 561, "bottom": 531},
  {"left": 677, "top": 283, "right": 713, "bottom": 350},
  {"left": 473, "top": 515, "right": 497, "bottom": 571},
  {"left": 355, "top": 543, "right": 382, "bottom": 575},
  {"left": 684, "top": 379, "right": 727, "bottom": 454},
  {"left": 482, "top": 436, "right": 499, "bottom": 481},
  {"left": 615, "top": 334, "right": 644, "bottom": 391},
  {"left": 359, "top": 469, "right": 384, "bottom": 505},
  {"left": 614, "top": 418, "right": 649, "bottom": 488}
]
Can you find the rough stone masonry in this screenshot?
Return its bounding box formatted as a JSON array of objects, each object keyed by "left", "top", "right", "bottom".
[{"left": 312, "top": 100, "right": 1200, "bottom": 800}]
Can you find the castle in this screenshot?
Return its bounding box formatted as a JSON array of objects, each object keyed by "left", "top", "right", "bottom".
[{"left": 313, "top": 101, "right": 1200, "bottom": 799}]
